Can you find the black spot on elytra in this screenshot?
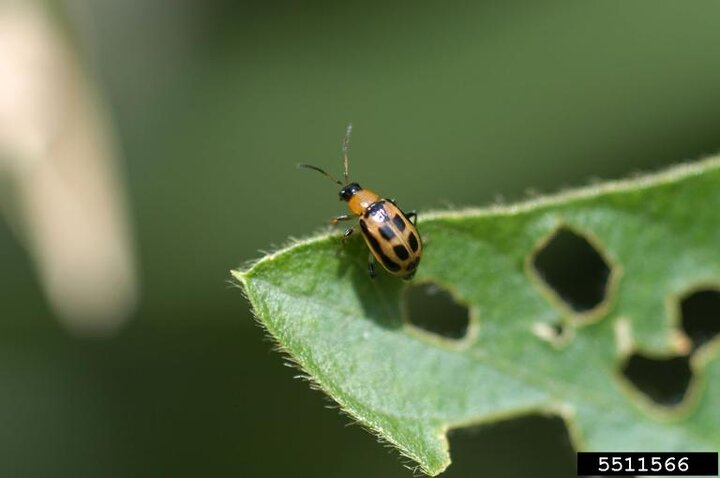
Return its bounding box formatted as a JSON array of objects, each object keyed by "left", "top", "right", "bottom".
[
  {"left": 404, "top": 282, "right": 468, "bottom": 339},
  {"left": 379, "top": 225, "right": 395, "bottom": 240},
  {"left": 379, "top": 254, "right": 401, "bottom": 272},
  {"left": 361, "top": 220, "right": 401, "bottom": 272},
  {"left": 392, "top": 214, "right": 406, "bottom": 231},
  {"left": 532, "top": 227, "right": 611, "bottom": 313},
  {"left": 360, "top": 221, "right": 383, "bottom": 255},
  {"left": 364, "top": 201, "right": 386, "bottom": 219},
  {"left": 393, "top": 245, "right": 410, "bottom": 260},
  {"left": 408, "top": 232, "right": 419, "bottom": 252},
  {"left": 621, "top": 354, "right": 692, "bottom": 407},
  {"left": 680, "top": 289, "right": 720, "bottom": 351}
]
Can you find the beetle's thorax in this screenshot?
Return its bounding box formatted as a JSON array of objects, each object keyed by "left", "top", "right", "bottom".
[{"left": 339, "top": 183, "right": 380, "bottom": 216}]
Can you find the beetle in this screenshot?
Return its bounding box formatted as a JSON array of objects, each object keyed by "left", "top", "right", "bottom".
[{"left": 299, "top": 124, "right": 422, "bottom": 280}]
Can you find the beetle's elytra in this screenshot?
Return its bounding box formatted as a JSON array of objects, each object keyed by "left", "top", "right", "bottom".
[{"left": 299, "top": 125, "right": 422, "bottom": 280}]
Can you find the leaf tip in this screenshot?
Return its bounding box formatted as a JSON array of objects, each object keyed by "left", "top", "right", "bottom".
[{"left": 230, "top": 268, "right": 248, "bottom": 286}]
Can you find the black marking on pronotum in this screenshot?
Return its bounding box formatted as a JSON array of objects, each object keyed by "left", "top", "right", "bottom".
[
  {"left": 393, "top": 245, "right": 410, "bottom": 260},
  {"left": 392, "top": 214, "right": 406, "bottom": 231},
  {"left": 360, "top": 220, "right": 401, "bottom": 271},
  {"left": 407, "top": 259, "right": 419, "bottom": 271},
  {"left": 379, "top": 225, "right": 395, "bottom": 240},
  {"left": 408, "top": 232, "right": 419, "bottom": 252}
]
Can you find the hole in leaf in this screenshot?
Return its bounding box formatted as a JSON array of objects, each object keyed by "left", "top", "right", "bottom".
[
  {"left": 446, "top": 415, "right": 593, "bottom": 478},
  {"left": 404, "top": 283, "right": 469, "bottom": 340},
  {"left": 680, "top": 289, "right": 720, "bottom": 350},
  {"left": 621, "top": 354, "right": 692, "bottom": 407},
  {"left": 551, "top": 322, "right": 566, "bottom": 337},
  {"left": 532, "top": 227, "right": 611, "bottom": 313},
  {"left": 532, "top": 320, "right": 573, "bottom": 348}
]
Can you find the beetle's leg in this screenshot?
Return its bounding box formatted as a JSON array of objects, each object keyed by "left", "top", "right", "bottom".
[
  {"left": 367, "top": 253, "right": 377, "bottom": 279},
  {"left": 330, "top": 214, "right": 353, "bottom": 225},
  {"left": 342, "top": 227, "right": 355, "bottom": 244},
  {"left": 388, "top": 200, "right": 417, "bottom": 225},
  {"left": 406, "top": 211, "right": 417, "bottom": 225}
]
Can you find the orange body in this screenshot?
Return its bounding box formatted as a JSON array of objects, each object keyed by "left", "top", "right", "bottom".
[
  {"left": 299, "top": 125, "right": 422, "bottom": 279},
  {"left": 347, "top": 189, "right": 381, "bottom": 216},
  {"left": 355, "top": 197, "right": 422, "bottom": 280}
]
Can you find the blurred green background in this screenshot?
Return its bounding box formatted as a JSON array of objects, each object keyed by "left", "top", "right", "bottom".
[{"left": 3, "top": 1, "right": 720, "bottom": 476}]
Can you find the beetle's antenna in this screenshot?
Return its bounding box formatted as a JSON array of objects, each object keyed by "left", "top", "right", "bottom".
[
  {"left": 342, "top": 123, "right": 352, "bottom": 185},
  {"left": 297, "top": 163, "right": 343, "bottom": 185}
]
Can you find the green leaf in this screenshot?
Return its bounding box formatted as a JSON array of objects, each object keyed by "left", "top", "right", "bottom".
[{"left": 233, "top": 157, "right": 720, "bottom": 475}]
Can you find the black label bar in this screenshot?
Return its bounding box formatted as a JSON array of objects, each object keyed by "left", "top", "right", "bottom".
[{"left": 577, "top": 452, "right": 718, "bottom": 476}]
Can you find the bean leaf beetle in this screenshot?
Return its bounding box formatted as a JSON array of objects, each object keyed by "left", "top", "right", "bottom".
[{"left": 299, "top": 125, "right": 422, "bottom": 280}]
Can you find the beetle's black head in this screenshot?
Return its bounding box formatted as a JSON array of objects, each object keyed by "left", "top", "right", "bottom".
[{"left": 339, "top": 182, "right": 362, "bottom": 201}]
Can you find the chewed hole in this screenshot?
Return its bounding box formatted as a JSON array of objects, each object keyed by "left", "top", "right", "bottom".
[
  {"left": 404, "top": 283, "right": 469, "bottom": 340},
  {"left": 445, "top": 415, "right": 578, "bottom": 477},
  {"left": 680, "top": 289, "right": 720, "bottom": 350},
  {"left": 621, "top": 354, "right": 692, "bottom": 407},
  {"left": 532, "top": 320, "right": 573, "bottom": 348},
  {"left": 551, "top": 322, "right": 566, "bottom": 337},
  {"left": 532, "top": 227, "right": 611, "bottom": 313}
]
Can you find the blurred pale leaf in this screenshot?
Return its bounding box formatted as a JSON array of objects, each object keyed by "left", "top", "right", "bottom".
[
  {"left": 234, "top": 158, "right": 720, "bottom": 475},
  {"left": 0, "top": 1, "right": 137, "bottom": 335}
]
